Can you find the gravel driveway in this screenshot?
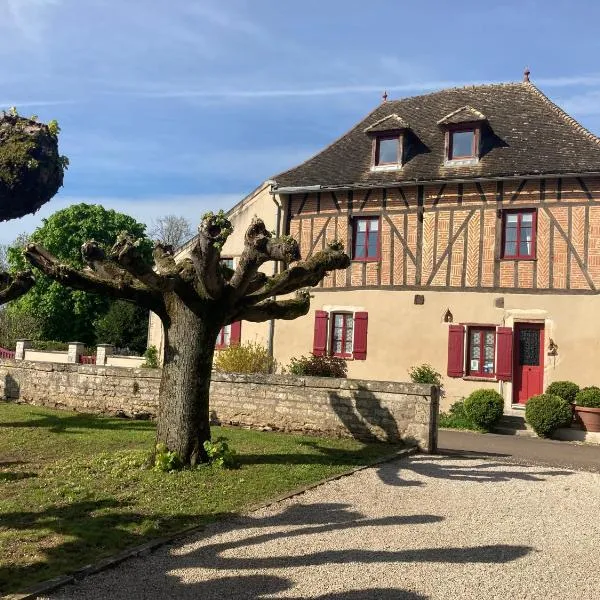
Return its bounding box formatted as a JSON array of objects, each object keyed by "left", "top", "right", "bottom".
[{"left": 42, "top": 454, "right": 600, "bottom": 599}]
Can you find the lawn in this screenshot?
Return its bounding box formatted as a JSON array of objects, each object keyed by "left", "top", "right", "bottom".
[{"left": 0, "top": 401, "right": 402, "bottom": 594}]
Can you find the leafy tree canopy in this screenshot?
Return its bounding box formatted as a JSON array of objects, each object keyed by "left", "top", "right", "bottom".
[{"left": 7, "top": 203, "right": 152, "bottom": 346}]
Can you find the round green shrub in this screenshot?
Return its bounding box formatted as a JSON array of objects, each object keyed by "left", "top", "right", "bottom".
[
  {"left": 525, "top": 394, "right": 572, "bottom": 437},
  {"left": 545, "top": 381, "right": 579, "bottom": 404},
  {"left": 463, "top": 389, "right": 504, "bottom": 430},
  {"left": 575, "top": 387, "right": 600, "bottom": 409}
]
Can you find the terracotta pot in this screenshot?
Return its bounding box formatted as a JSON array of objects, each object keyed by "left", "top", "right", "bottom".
[{"left": 574, "top": 405, "right": 600, "bottom": 432}]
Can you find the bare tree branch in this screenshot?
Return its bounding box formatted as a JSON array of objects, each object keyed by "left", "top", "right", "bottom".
[
  {"left": 189, "top": 213, "right": 232, "bottom": 299},
  {"left": 246, "top": 241, "right": 350, "bottom": 303},
  {"left": 25, "top": 243, "right": 165, "bottom": 315},
  {"left": 149, "top": 215, "right": 193, "bottom": 248},
  {"left": 229, "top": 217, "right": 300, "bottom": 298},
  {"left": 0, "top": 271, "right": 35, "bottom": 303},
  {"left": 229, "top": 290, "right": 311, "bottom": 323}
]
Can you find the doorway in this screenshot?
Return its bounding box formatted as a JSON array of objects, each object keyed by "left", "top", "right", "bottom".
[{"left": 513, "top": 322, "right": 544, "bottom": 404}]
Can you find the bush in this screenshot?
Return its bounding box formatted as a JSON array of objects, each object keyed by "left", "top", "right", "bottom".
[
  {"left": 214, "top": 341, "right": 275, "bottom": 374},
  {"left": 439, "top": 400, "right": 481, "bottom": 431},
  {"left": 463, "top": 389, "right": 504, "bottom": 431},
  {"left": 546, "top": 381, "right": 579, "bottom": 404},
  {"left": 287, "top": 354, "right": 347, "bottom": 378},
  {"left": 575, "top": 387, "right": 600, "bottom": 408},
  {"left": 142, "top": 345, "right": 159, "bottom": 369},
  {"left": 525, "top": 394, "right": 572, "bottom": 437},
  {"left": 408, "top": 364, "right": 442, "bottom": 386},
  {"left": 203, "top": 437, "right": 239, "bottom": 469}
]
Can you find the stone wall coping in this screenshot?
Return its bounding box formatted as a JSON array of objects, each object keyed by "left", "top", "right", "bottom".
[{"left": 0, "top": 359, "right": 162, "bottom": 379}]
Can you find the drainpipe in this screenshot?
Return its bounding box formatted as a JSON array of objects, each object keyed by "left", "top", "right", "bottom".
[{"left": 267, "top": 189, "right": 282, "bottom": 371}]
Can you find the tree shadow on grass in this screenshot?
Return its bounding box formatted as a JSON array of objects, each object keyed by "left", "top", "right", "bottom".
[
  {"left": 61, "top": 502, "right": 531, "bottom": 599},
  {"left": 0, "top": 411, "right": 155, "bottom": 434}
]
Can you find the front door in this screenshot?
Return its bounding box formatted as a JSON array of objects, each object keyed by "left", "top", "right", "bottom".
[{"left": 513, "top": 323, "right": 544, "bottom": 404}]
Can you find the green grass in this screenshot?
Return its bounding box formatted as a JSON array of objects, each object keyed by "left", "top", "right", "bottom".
[{"left": 0, "top": 401, "right": 401, "bottom": 594}]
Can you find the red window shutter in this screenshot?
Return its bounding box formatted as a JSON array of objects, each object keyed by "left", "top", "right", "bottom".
[
  {"left": 353, "top": 312, "right": 368, "bottom": 360},
  {"left": 230, "top": 321, "right": 242, "bottom": 345},
  {"left": 495, "top": 327, "right": 513, "bottom": 381},
  {"left": 312, "top": 311, "right": 328, "bottom": 356},
  {"left": 447, "top": 324, "right": 465, "bottom": 377}
]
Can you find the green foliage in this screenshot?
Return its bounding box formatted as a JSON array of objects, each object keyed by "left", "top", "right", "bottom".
[
  {"left": 203, "top": 437, "right": 239, "bottom": 469},
  {"left": 214, "top": 341, "right": 275, "bottom": 374},
  {"left": 47, "top": 119, "right": 60, "bottom": 136},
  {"left": 142, "top": 345, "right": 159, "bottom": 369},
  {"left": 287, "top": 354, "right": 348, "bottom": 378},
  {"left": 545, "top": 381, "right": 580, "bottom": 404},
  {"left": 153, "top": 443, "right": 182, "bottom": 472},
  {"left": 525, "top": 394, "right": 572, "bottom": 437},
  {"left": 408, "top": 364, "right": 442, "bottom": 386},
  {"left": 0, "top": 307, "right": 41, "bottom": 349},
  {"left": 575, "top": 387, "right": 600, "bottom": 408},
  {"left": 438, "top": 400, "right": 483, "bottom": 431},
  {"left": 7, "top": 204, "right": 152, "bottom": 346},
  {"left": 94, "top": 301, "right": 149, "bottom": 354},
  {"left": 201, "top": 210, "right": 233, "bottom": 251},
  {"left": 463, "top": 389, "right": 504, "bottom": 431},
  {"left": 31, "top": 340, "right": 68, "bottom": 351}
]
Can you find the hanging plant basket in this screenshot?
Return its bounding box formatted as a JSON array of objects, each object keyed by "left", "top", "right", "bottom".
[{"left": 0, "top": 113, "right": 66, "bottom": 222}]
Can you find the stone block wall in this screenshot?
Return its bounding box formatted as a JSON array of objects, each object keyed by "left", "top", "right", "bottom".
[{"left": 0, "top": 360, "right": 438, "bottom": 451}]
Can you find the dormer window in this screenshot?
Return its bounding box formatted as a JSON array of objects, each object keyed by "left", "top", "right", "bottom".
[
  {"left": 375, "top": 135, "right": 401, "bottom": 166},
  {"left": 449, "top": 127, "right": 478, "bottom": 160}
]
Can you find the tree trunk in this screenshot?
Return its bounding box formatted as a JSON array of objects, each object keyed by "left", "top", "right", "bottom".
[{"left": 155, "top": 294, "right": 219, "bottom": 466}]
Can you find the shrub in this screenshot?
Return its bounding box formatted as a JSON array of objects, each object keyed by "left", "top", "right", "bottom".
[
  {"left": 287, "top": 354, "right": 347, "bottom": 378},
  {"left": 575, "top": 387, "right": 600, "bottom": 409},
  {"left": 214, "top": 341, "right": 275, "bottom": 374},
  {"left": 203, "top": 437, "right": 239, "bottom": 469},
  {"left": 142, "top": 345, "right": 159, "bottom": 368},
  {"left": 463, "top": 389, "right": 504, "bottom": 431},
  {"left": 546, "top": 381, "right": 579, "bottom": 404},
  {"left": 525, "top": 394, "right": 572, "bottom": 437},
  {"left": 153, "top": 443, "right": 182, "bottom": 472},
  {"left": 408, "top": 364, "right": 442, "bottom": 386},
  {"left": 439, "top": 400, "right": 481, "bottom": 431}
]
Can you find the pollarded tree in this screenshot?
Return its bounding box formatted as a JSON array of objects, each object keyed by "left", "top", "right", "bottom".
[{"left": 25, "top": 212, "right": 350, "bottom": 465}]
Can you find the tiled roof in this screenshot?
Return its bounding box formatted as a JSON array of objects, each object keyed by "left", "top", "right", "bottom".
[
  {"left": 273, "top": 82, "right": 600, "bottom": 189},
  {"left": 364, "top": 113, "right": 410, "bottom": 133},
  {"left": 436, "top": 105, "right": 486, "bottom": 126}
]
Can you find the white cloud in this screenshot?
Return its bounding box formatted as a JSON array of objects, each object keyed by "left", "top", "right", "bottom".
[{"left": 557, "top": 90, "right": 600, "bottom": 116}]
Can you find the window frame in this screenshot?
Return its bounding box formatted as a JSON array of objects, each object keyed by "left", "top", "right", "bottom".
[
  {"left": 372, "top": 134, "right": 403, "bottom": 166},
  {"left": 330, "top": 312, "right": 354, "bottom": 358},
  {"left": 446, "top": 124, "right": 480, "bottom": 161},
  {"left": 216, "top": 324, "right": 231, "bottom": 350},
  {"left": 467, "top": 325, "right": 497, "bottom": 378},
  {"left": 352, "top": 216, "right": 381, "bottom": 262},
  {"left": 501, "top": 209, "right": 537, "bottom": 260}
]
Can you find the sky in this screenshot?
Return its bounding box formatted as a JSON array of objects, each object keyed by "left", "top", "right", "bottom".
[{"left": 2, "top": 0, "right": 600, "bottom": 244}]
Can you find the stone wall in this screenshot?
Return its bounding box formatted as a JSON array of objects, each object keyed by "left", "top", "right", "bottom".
[{"left": 0, "top": 360, "right": 438, "bottom": 451}]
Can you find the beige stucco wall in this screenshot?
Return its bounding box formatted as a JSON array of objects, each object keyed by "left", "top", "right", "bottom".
[
  {"left": 272, "top": 289, "right": 600, "bottom": 411},
  {"left": 106, "top": 355, "right": 145, "bottom": 368},
  {"left": 24, "top": 350, "right": 69, "bottom": 363},
  {"left": 147, "top": 181, "right": 280, "bottom": 362}
]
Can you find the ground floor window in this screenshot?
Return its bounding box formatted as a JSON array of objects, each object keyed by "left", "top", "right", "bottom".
[
  {"left": 331, "top": 312, "right": 354, "bottom": 358},
  {"left": 467, "top": 327, "right": 496, "bottom": 377},
  {"left": 313, "top": 310, "right": 368, "bottom": 360},
  {"left": 216, "top": 322, "right": 241, "bottom": 349}
]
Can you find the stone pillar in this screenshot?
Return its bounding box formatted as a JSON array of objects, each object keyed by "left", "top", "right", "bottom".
[
  {"left": 96, "top": 344, "right": 114, "bottom": 366},
  {"left": 15, "top": 339, "right": 32, "bottom": 361},
  {"left": 67, "top": 342, "right": 85, "bottom": 364}
]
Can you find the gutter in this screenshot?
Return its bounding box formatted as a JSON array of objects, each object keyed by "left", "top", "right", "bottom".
[
  {"left": 267, "top": 187, "right": 282, "bottom": 370},
  {"left": 271, "top": 171, "right": 600, "bottom": 194}
]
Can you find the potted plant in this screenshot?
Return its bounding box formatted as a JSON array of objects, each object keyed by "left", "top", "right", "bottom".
[{"left": 574, "top": 387, "right": 600, "bottom": 432}]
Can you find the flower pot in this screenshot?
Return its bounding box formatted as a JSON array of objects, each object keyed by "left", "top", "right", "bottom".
[{"left": 574, "top": 405, "right": 600, "bottom": 432}]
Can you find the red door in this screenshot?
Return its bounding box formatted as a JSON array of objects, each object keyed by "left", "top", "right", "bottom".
[{"left": 513, "top": 323, "right": 544, "bottom": 404}]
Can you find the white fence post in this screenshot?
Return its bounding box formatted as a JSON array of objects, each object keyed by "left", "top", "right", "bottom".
[
  {"left": 15, "top": 339, "right": 32, "bottom": 361},
  {"left": 67, "top": 342, "right": 85, "bottom": 364},
  {"left": 96, "top": 344, "right": 114, "bottom": 366}
]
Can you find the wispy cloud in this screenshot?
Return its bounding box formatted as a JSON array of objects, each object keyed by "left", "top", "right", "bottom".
[
  {"left": 558, "top": 90, "right": 600, "bottom": 116},
  {"left": 2, "top": 0, "right": 61, "bottom": 44}
]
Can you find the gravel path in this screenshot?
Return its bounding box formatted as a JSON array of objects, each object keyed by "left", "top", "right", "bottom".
[{"left": 42, "top": 454, "right": 600, "bottom": 599}]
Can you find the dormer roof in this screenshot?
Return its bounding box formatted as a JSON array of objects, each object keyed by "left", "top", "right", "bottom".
[
  {"left": 273, "top": 82, "right": 600, "bottom": 189},
  {"left": 436, "top": 105, "right": 486, "bottom": 126},
  {"left": 364, "top": 113, "right": 410, "bottom": 134}
]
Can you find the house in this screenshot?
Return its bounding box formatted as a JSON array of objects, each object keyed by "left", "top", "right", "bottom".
[{"left": 150, "top": 73, "right": 600, "bottom": 413}]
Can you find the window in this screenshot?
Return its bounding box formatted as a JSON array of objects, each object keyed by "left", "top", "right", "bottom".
[
  {"left": 448, "top": 128, "right": 477, "bottom": 160},
  {"left": 216, "top": 324, "right": 231, "bottom": 348},
  {"left": 353, "top": 217, "right": 380, "bottom": 260},
  {"left": 375, "top": 136, "right": 401, "bottom": 165},
  {"left": 220, "top": 257, "right": 234, "bottom": 269},
  {"left": 468, "top": 327, "right": 496, "bottom": 377},
  {"left": 502, "top": 210, "right": 536, "bottom": 259},
  {"left": 331, "top": 313, "right": 354, "bottom": 358}
]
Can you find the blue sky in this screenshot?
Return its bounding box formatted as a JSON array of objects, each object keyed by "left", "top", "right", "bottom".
[{"left": 2, "top": 0, "right": 600, "bottom": 243}]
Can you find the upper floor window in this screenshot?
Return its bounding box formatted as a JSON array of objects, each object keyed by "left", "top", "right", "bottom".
[
  {"left": 502, "top": 210, "right": 536, "bottom": 260},
  {"left": 352, "top": 217, "right": 380, "bottom": 261},
  {"left": 449, "top": 129, "right": 477, "bottom": 160},
  {"left": 375, "top": 135, "right": 401, "bottom": 166}
]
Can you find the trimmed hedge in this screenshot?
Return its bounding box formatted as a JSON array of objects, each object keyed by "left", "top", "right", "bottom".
[
  {"left": 575, "top": 387, "right": 600, "bottom": 409},
  {"left": 463, "top": 389, "right": 504, "bottom": 431},
  {"left": 545, "top": 381, "right": 579, "bottom": 404},
  {"left": 525, "top": 394, "right": 572, "bottom": 437},
  {"left": 287, "top": 354, "right": 347, "bottom": 378}
]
